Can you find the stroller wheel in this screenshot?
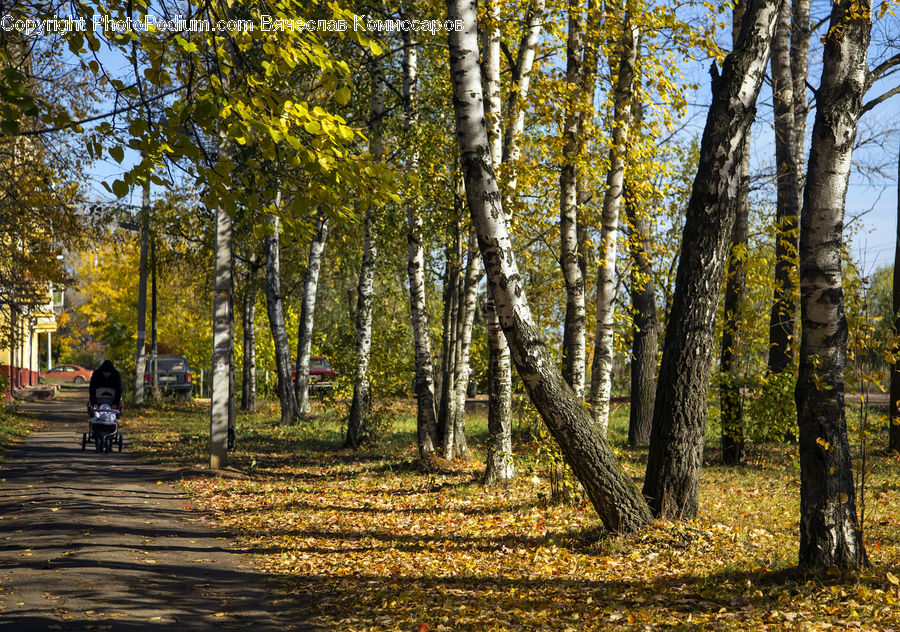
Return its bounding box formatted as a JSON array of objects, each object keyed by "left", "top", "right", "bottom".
[
  {"left": 81, "top": 433, "right": 87, "bottom": 451},
  {"left": 104, "top": 436, "right": 113, "bottom": 453},
  {"left": 117, "top": 434, "right": 123, "bottom": 452},
  {"left": 95, "top": 437, "right": 102, "bottom": 452}
]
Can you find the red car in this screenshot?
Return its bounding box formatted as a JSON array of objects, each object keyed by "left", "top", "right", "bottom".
[
  {"left": 291, "top": 355, "right": 336, "bottom": 392},
  {"left": 40, "top": 364, "right": 93, "bottom": 385}
]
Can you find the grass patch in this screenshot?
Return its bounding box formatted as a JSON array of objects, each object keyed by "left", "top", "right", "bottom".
[
  {"left": 0, "top": 406, "right": 33, "bottom": 462},
  {"left": 125, "top": 398, "right": 900, "bottom": 631}
]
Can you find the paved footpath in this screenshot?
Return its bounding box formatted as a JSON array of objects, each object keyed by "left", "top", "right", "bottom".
[{"left": 0, "top": 390, "right": 309, "bottom": 631}]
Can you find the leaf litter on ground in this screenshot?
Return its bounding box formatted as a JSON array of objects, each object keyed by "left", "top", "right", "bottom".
[{"left": 125, "top": 400, "right": 900, "bottom": 631}]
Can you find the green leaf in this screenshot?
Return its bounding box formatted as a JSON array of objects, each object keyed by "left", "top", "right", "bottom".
[
  {"left": 109, "top": 146, "right": 125, "bottom": 163},
  {"left": 111, "top": 179, "right": 129, "bottom": 198}
]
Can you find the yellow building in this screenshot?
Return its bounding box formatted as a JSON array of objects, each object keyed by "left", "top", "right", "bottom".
[{"left": 0, "top": 284, "right": 58, "bottom": 393}]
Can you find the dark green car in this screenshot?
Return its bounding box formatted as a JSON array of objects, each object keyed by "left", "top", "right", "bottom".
[{"left": 144, "top": 355, "right": 193, "bottom": 400}]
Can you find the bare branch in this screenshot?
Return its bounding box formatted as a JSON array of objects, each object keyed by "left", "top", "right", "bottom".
[
  {"left": 861, "top": 84, "right": 900, "bottom": 115},
  {"left": 867, "top": 53, "right": 900, "bottom": 87}
]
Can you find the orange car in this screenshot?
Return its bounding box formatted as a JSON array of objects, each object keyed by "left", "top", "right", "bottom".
[{"left": 40, "top": 364, "right": 93, "bottom": 385}]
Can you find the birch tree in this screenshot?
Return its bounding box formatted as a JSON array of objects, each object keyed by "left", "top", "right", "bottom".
[
  {"left": 240, "top": 253, "right": 260, "bottom": 413},
  {"left": 447, "top": 0, "right": 652, "bottom": 532},
  {"left": 559, "top": 0, "right": 599, "bottom": 398},
  {"left": 346, "top": 59, "right": 386, "bottom": 450},
  {"left": 625, "top": 190, "right": 656, "bottom": 446},
  {"left": 588, "top": 0, "right": 640, "bottom": 434},
  {"left": 264, "top": 211, "right": 300, "bottom": 426},
  {"left": 133, "top": 183, "right": 150, "bottom": 405},
  {"left": 795, "top": 0, "right": 872, "bottom": 572},
  {"left": 766, "top": 0, "right": 806, "bottom": 375},
  {"left": 479, "top": 0, "right": 544, "bottom": 478},
  {"left": 294, "top": 210, "right": 329, "bottom": 416},
  {"left": 643, "top": 0, "right": 781, "bottom": 519},
  {"left": 720, "top": 0, "right": 752, "bottom": 466},
  {"left": 403, "top": 21, "right": 440, "bottom": 459},
  {"left": 893, "top": 141, "right": 900, "bottom": 453}
]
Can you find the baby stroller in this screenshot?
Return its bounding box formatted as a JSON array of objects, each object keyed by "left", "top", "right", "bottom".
[{"left": 82, "top": 387, "right": 124, "bottom": 453}]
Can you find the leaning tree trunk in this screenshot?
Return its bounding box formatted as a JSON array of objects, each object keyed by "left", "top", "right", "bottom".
[
  {"left": 892, "top": 140, "right": 900, "bottom": 453},
  {"left": 403, "top": 23, "right": 439, "bottom": 459},
  {"left": 240, "top": 255, "right": 259, "bottom": 413},
  {"left": 643, "top": 0, "right": 780, "bottom": 520},
  {"left": 626, "top": 193, "right": 657, "bottom": 446},
  {"left": 720, "top": 1, "right": 752, "bottom": 466},
  {"left": 447, "top": 0, "right": 652, "bottom": 532},
  {"left": 795, "top": 0, "right": 870, "bottom": 572},
  {"left": 589, "top": 4, "right": 639, "bottom": 434},
  {"left": 295, "top": 210, "right": 329, "bottom": 416},
  {"left": 264, "top": 212, "right": 299, "bottom": 426},
  {"left": 767, "top": 0, "right": 802, "bottom": 375}
]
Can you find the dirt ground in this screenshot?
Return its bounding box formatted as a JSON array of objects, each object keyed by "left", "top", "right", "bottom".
[{"left": 0, "top": 389, "right": 313, "bottom": 631}]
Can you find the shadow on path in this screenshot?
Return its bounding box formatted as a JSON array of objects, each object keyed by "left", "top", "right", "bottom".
[{"left": 0, "top": 391, "right": 314, "bottom": 630}]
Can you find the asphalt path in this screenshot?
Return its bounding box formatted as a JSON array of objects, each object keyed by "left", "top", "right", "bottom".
[{"left": 0, "top": 389, "right": 309, "bottom": 631}]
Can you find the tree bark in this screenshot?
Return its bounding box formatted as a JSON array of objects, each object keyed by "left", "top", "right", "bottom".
[
  {"left": 767, "top": 0, "right": 801, "bottom": 374},
  {"left": 589, "top": 3, "right": 639, "bottom": 434},
  {"left": 795, "top": 0, "right": 869, "bottom": 571},
  {"left": 559, "top": 0, "right": 599, "bottom": 399},
  {"left": 500, "top": 0, "right": 544, "bottom": 185},
  {"left": 346, "top": 59, "right": 385, "bottom": 450},
  {"left": 455, "top": 227, "right": 484, "bottom": 465},
  {"left": 210, "top": 190, "right": 233, "bottom": 469},
  {"left": 438, "top": 213, "right": 463, "bottom": 450},
  {"left": 133, "top": 183, "right": 149, "bottom": 405},
  {"left": 264, "top": 212, "right": 299, "bottom": 426},
  {"left": 720, "top": 0, "right": 752, "bottom": 466},
  {"left": 240, "top": 254, "right": 259, "bottom": 413},
  {"left": 403, "top": 23, "right": 439, "bottom": 459},
  {"left": 643, "top": 0, "right": 780, "bottom": 519},
  {"left": 626, "top": 194, "right": 656, "bottom": 446},
  {"left": 447, "top": 0, "right": 652, "bottom": 532},
  {"left": 295, "top": 210, "right": 329, "bottom": 416},
  {"left": 892, "top": 139, "right": 900, "bottom": 453},
  {"left": 721, "top": 134, "right": 750, "bottom": 465}
]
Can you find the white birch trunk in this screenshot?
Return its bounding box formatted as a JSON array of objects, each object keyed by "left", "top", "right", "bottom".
[
  {"left": 210, "top": 193, "right": 233, "bottom": 469},
  {"left": 295, "top": 210, "right": 329, "bottom": 416},
  {"left": 240, "top": 256, "right": 258, "bottom": 413},
  {"left": 589, "top": 8, "right": 639, "bottom": 434},
  {"left": 347, "top": 58, "right": 385, "bottom": 449},
  {"left": 264, "top": 211, "right": 299, "bottom": 426},
  {"left": 403, "top": 24, "right": 438, "bottom": 458},
  {"left": 796, "top": 0, "right": 869, "bottom": 571}
]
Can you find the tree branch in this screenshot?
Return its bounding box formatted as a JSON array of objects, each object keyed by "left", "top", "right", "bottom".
[
  {"left": 15, "top": 85, "right": 184, "bottom": 137},
  {"left": 868, "top": 53, "right": 900, "bottom": 88},
  {"left": 861, "top": 84, "right": 900, "bottom": 115}
]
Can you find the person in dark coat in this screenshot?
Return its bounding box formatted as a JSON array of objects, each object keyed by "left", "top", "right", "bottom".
[{"left": 89, "top": 359, "right": 123, "bottom": 410}]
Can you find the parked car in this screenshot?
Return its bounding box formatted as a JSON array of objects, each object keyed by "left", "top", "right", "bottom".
[
  {"left": 290, "top": 355, "right": 336, "bottom": 393},
  {"left": 144, "top": 355, "right": 193, "bottom": 400},
  {"left": 40, "top": 364, "right": 93, "bottom": 385}
]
